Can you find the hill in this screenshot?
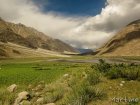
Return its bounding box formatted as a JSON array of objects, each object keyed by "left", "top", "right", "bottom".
[{"left": 95, "top": 19, "right": 140, "bottom": 56}]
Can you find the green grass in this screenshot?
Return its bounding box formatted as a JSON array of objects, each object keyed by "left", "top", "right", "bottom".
[
  {"left": 0, "top": 60, "right": 87, "bottom": 86},
  {"left": 0, "top": 58, "right": 140, "bottom": 105}
]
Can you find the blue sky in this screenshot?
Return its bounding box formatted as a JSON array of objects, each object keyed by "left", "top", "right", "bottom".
[{"left": 33, "top": 0, "right": 106, "bottom": 16}]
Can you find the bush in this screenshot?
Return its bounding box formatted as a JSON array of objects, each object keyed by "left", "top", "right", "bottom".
[
  {"left": 44, "top": 83, "right": 65, "bottom": 103},
  {"left": 62, "top": 82, "right": 106, "bottom": 105},
  {"left": 91, "top": 59, "right": 111, "bottom": 73},
  {"left": 106, "top": 66, "right": 122, "bottom": 79},
  {"left": 59, "top": 67, "right": 106, "bottom": 105},
  {"left": 86, "top": 69, "right": 101, "bottom": 85},
  {"left": 91, "top": 59, "right": 140, "bottom": 81},
  {"left": 121, "top": 67, "right": 140, "bottom": 80},
  {"left": 106, "top": 64, "right": 140, "bottom": 80}
]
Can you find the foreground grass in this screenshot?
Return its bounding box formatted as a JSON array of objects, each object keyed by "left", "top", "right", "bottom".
[{"left": 0, "top": 58, "right": 140, "bottom": 105}]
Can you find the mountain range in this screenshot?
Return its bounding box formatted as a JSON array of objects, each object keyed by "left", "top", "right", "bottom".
[
  {"left": 0, "top": 17, "right": 140, "bottom": 58},
  {"left": 0, "top": 17, "right": 78, "bottom": 58}
]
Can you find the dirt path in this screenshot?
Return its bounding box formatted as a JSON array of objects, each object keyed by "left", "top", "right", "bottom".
[{"left": 47, "top": 58, "right": 140, "bottom": 64}]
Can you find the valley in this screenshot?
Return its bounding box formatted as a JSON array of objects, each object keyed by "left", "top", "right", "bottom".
[{"left": 0, "top": 17, "right": 140, "bottom": 105}]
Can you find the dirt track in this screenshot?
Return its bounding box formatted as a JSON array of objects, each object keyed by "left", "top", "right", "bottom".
[{"left": 47, "top": 58, "right": 140, "bottom": 64}]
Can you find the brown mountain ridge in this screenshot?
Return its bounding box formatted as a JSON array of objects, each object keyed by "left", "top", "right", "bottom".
[
  {"left": 0, "top": 17, "right": 77, "bottom": 57},
  {"left": 96, "top": 19, "right": 140, "bottom": 56}
]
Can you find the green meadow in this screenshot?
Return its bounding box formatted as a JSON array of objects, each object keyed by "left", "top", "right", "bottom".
[{"left": 0, "top": 58, "right": 85, "bottom": 85}]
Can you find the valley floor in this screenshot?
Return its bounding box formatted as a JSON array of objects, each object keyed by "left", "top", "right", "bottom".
[{"left": 0, "top": 56, "right": 140, "bottom": 105}]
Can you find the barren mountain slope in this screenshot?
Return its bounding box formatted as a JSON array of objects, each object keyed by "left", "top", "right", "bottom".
[
  {"left": 0, "top": 18, "right": 78, "bottom": 57},
  {"left": 96, "top": 19, "right": 140, "bottom": 56},
  {"left": 0, "top": 17, "right": 77, "bottom": 53}
]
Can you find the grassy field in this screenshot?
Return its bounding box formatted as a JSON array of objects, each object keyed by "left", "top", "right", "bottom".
[
  {"left": 0, "top": 57, "right": 140, "bottom": 105},
  {"left": 0, "top": 58, "right": 87, "bottom": 85}
]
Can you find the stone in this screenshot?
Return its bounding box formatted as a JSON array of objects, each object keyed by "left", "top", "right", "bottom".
[
  {"left": 14, "top": 97, "right": 22, "bottom": 105},
  {"left": 109, "top": 86, "right": 112, "bottom": 89},
  {"left": 14, "top": 91, "right": 31, "bottom": 105},
  {"left": 63, "top": 74, "right": 69, "bottom": 78},
  {"left": 37, "top": 84, "right": 43, "bottom": 89},
  {"left": 39, "top": 81, "right": 45, "bottom": 84},
  {"left": 7, "top": 84, "right": 17, "bottom": 92},
  {"left": 34, "top": 84, "right": 44, "bottom": 91},
  {"left": 121, "top": 81, "right": 125, "bottom": 84},
  {"left": 20, "top": 100, "right": 31, "bottom": 105},
  {"left": 28, "top": 84, "right": 33, "bottom": 89},
  {"left": 45, "top": 103, "right": 55, "bottom": 105},
  {"left": 130, "top": 80, "right": 134, "bottom": 82},
  {"left": 120, "top": 83, "right": 123, "bottom": 87},
  {"left": 18, "top": 91, "right": 31, "bottom": 100},
  {"left": 36, "top": 97, "right": 44, "bottom": 104},
  {"left": 35, "top": 92, "right": 42, "bottom": 97}
]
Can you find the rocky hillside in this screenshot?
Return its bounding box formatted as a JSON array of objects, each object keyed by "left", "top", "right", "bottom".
[
  {"left": 95, "top": 19, "right": 140, "bottom": 56},
  {"left": 0, "top": 17, "right": 77, "bottom": 57}
]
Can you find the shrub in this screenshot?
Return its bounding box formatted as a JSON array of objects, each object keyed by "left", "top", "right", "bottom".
[
  {"left": 86, "top": 69, "right": 101, "bottom": 85},
  {"left": 106, "top": 64, "right": 140, "bottom": 80},
  {"left": 62, "top": 82, "right": 106, "bottom": 105},
  {"left": 92, "top": 59, "right": 140, "bottom": 81},
  {"left": 121, "top": 67, "right": 140, "bottom": 80},
  {"left": 44, "top": 83, "right": 65, "bottom": 103},
  {"left": 91, "top": 59, "right": 111, "bottom": 73},
  {"left": 106, "top": 66, "right": 122, "bottom": 79},
  {"left": 59, "top": 67, "right": 106, "bottom": 105}
]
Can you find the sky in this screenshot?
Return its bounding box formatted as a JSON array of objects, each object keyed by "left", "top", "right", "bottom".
[
  {"left": 0, "top": 0, "right": 140, "bottom": 49},
  {"left": 33, "top": 0, "right": 106, "bottom": 16}
]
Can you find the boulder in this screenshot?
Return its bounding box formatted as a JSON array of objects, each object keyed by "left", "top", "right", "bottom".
[
  {"left": 18, "top": 91, "right": 30, "bottom": 100},
  {"left": 14, "top": 91, "right": 31, "bottom": 105},
  {"left": 7, "top": 84, "right": 17, "bottom": 92}
]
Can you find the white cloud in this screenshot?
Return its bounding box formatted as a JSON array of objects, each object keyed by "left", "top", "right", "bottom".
[
  {"left": 72, "top": 0, "right": 140, "bottom": 49},
  {"left": 0, "top": 0, "right": 140, "bottom": 49},
  {"left": 0, "top": 0, "right": 83, "bottom": 36},
  {"left": 81, "top": 0, "right": 140, "bottom": 33}
]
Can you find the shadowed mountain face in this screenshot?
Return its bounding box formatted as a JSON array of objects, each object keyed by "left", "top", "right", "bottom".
[
  {"left": 96, "top": 19, "right": 140, "bottom": 56},
  {"left": 0, "top": 18, "right": 78, "bottom": 57}
]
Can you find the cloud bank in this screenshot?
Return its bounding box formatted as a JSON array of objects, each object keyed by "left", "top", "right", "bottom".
[{"left": 0, "top": 0, "right": 140, "bottom": 49}]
